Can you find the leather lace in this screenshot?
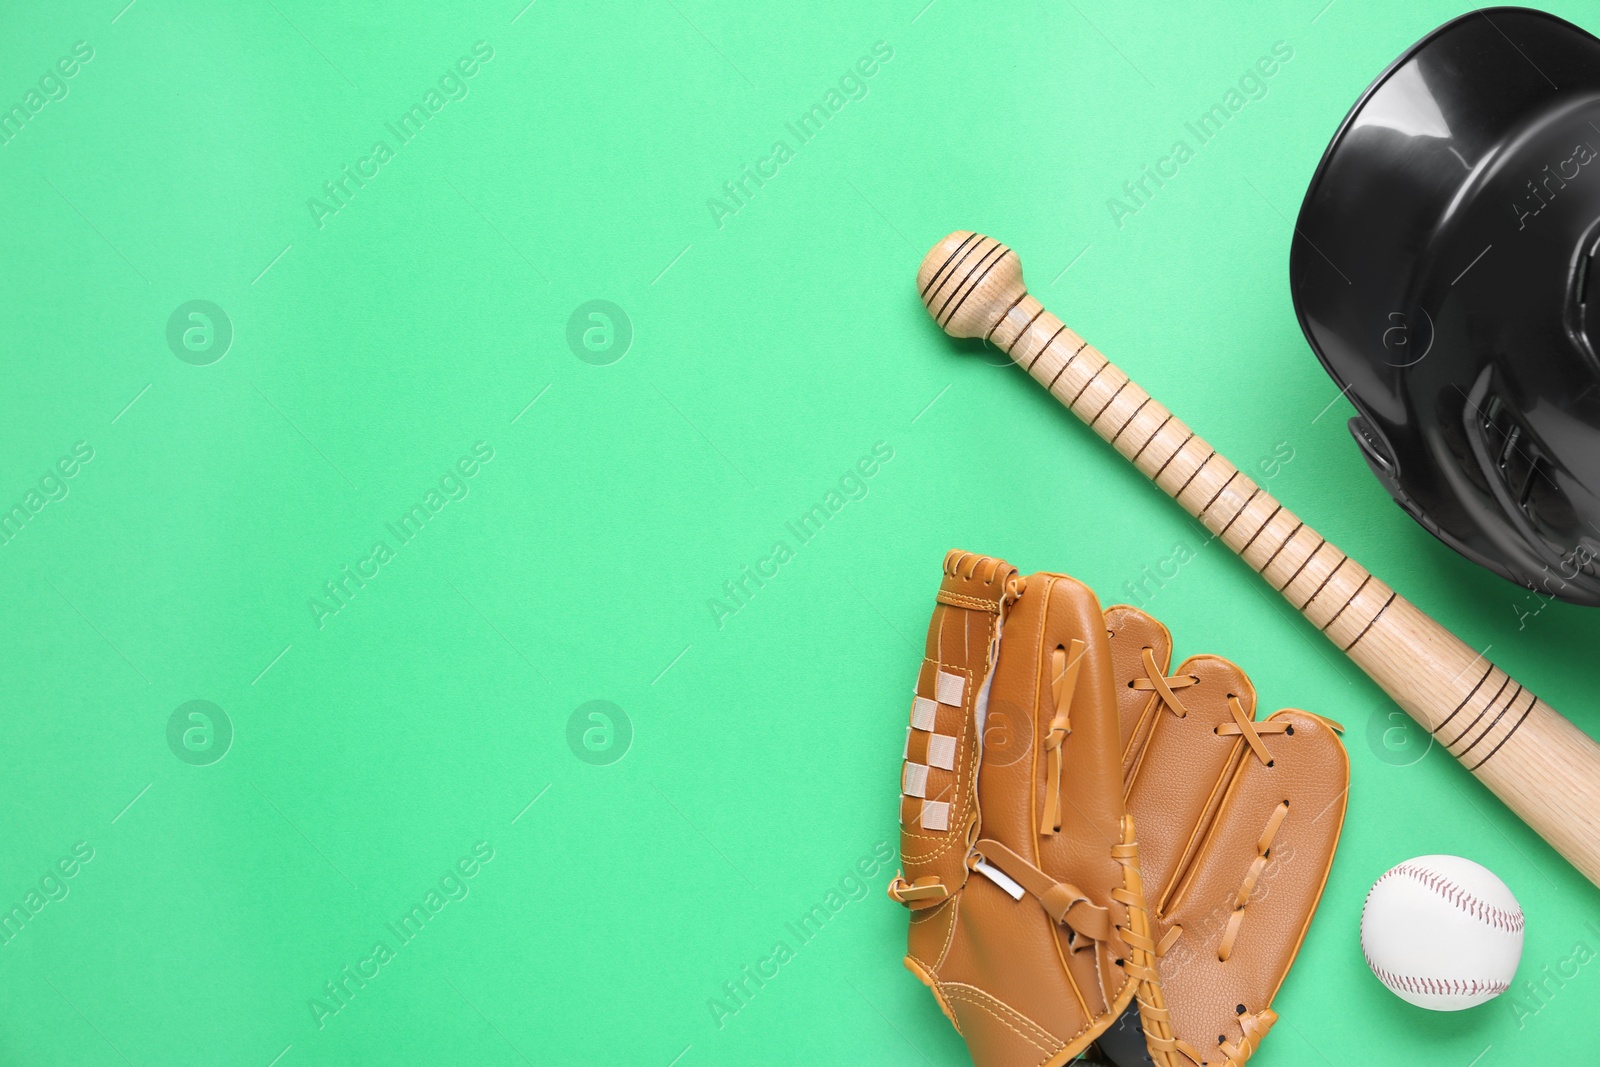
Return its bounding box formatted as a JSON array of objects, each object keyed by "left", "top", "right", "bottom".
[
  {"left": 1143, "top": 801, "right": 1290, "bottom": 1066},
  {"left": 1147, "top": 1003, "right": 1278, "bottom": 1067},
  {"left": 1217, "top": 801, "right": 1290, "bottom": 962},
  {"left": 1040, "top": 639, "right": 1086, "bottom": 836},
  {"left": 1131, "top": 647, "right": 1297, "bottom": 1067},
  {"left": 1217, "top": 695, "right": 1289, "bottom": 767},
  {"left": 970, "top": 839, "right": 1111, "bottom": 949},
  {"left": 1130, "top": 647, "right": 1197, "bottom": 716},
  {"left": 886, "top": 875, "right": 948, "bottom": 905},
  {"left": 1133, "top": 648, "right": 1291, "bottom": 768}
]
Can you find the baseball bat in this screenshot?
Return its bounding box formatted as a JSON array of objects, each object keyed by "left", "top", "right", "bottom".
[{"left": 919, "top": 231, "right": 1600, "bottom": 888}]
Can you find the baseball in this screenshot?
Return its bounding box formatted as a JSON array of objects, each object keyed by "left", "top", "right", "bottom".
[{"left": 1360, "top": 855, "right": 1524, "bottom": 1010}]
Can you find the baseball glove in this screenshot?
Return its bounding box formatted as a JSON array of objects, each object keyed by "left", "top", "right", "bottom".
[
  {"left": 887, "top": 552, "right": 1350, "bottom": 1067},
  {"left": 887, "top": 551, "right": 1161, "bottom": 1066},
  {"left": 1093, "top": 603, "right": 1349, "bottom": 1066}
]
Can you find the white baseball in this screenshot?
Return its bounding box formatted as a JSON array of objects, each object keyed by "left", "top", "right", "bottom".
[{"left": 1360, "top": 855, "right": 1523, "bottom": 1010}]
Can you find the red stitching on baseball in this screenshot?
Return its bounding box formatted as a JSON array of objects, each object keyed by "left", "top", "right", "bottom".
[
  {"left": 1372, "top": 863, "right": 1524, "bottom": 934},
  {"left": 1363, "top": 953, "right": 1509, "bottom": 998}
]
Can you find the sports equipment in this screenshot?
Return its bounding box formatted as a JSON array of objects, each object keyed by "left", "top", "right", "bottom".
[
  {"left": 1360, "top": 855, "right": 1524, "bottom": 1010},
  {"left": 1097, "top": 603, "right": 1348, "bottom": 1063},
  {"left": 916, "top": 230, "right": 1600, "bottom": 889},
  {"left": 1292, "top": 8, "right": 1600, "bottom": 604},
  {"left": 888, "top": 552, "right": 1152, "bottom": 1066},
  {"left": 888, "top": 551, "right": 1348, "bottom": 1067}
]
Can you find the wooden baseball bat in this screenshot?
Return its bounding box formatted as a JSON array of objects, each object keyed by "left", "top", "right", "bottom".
[{"left": 919, "top": 230, "right": 1600, "bottom": 888}]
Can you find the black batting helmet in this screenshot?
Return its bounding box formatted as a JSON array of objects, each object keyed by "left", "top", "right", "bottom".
[{"left": 1292, "top": 7, "right": 1600, "bottom": 604}]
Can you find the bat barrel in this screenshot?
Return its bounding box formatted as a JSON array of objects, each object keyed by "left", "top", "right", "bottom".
[{"left": 920, "top": 230, "right": 1600, "bottom": 887}]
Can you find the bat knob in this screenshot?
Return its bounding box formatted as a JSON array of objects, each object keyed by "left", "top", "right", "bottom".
[{"left": 918, "top": 231, "right": 1026, "bottom": 340}]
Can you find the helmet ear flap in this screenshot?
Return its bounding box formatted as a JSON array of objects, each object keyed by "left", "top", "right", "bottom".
[
  {"left": 1348, "top": 414, "right": 1398, "bottom": 482},
  {"left": 1348, "top": 410, "right": 1439, "bottom": 536},
  {"left": 1457, "top": 366, "right": 1599, "bottom": 595}
]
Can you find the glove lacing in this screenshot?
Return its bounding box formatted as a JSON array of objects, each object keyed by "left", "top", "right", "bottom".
[
  {"left": 1129, "top": 647, "right": 1300, "bottom": 1067},
  {"left": 1133, "top": 646, "right": 1293, "bottom": 768},
  {"left": 1040, "top": 639, "right": 1086, "bottom": 836}
]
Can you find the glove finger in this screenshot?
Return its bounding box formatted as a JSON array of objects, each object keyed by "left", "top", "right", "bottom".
[
  {"left": 1122, "top": 654, "right": 1258, "bottom": 915},
  {"left": 1155, "top": 709, "right": 1348, "bottom": 1060},
  {"left": 896, "top": 552, "right": 1016, "bottom": 905},
  {"left": 1104, "top": 604, "right": 1173, "bottom": 782}
]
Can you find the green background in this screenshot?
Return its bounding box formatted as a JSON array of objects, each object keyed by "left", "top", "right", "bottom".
[{"left": 2, "top": 0, "right": 1598, "bottom": 1063}]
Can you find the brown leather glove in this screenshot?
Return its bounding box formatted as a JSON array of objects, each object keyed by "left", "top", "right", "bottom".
[
  {"left": 888, "top": 551, "right": 1161, "bottom": 1066},
  {"left": 887, "top": 552, "right": 1350, "bottom": 1067},
  {"left": 1102, "top": 604, "right": 1349, "bottom": 1066}
]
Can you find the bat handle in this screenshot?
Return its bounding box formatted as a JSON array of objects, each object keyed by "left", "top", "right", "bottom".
[{"left": 920, "top": 231, "right": 1600, "bottom": 887}]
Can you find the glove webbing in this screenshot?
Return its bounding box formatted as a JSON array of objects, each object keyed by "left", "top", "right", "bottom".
[{"left": 1113, "top": 816, "right": 1181, "bottom": 1067}]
